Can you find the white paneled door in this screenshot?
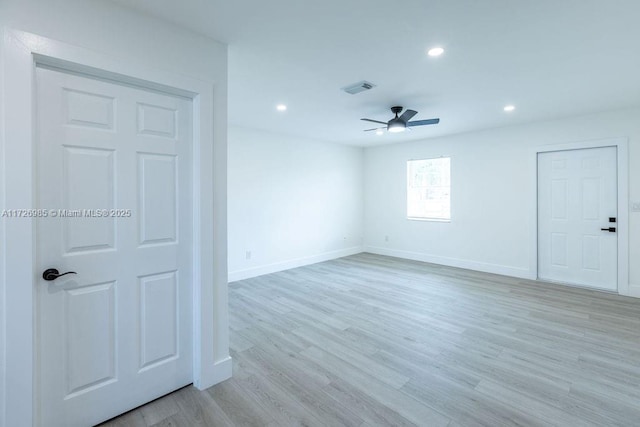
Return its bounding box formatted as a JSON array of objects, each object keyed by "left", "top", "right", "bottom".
[
  {"left": 538, "top": 147, "right": 617, "bottom": 291},
  {"left": 36, "top": 67, "right": 193, "bottom": 427}
]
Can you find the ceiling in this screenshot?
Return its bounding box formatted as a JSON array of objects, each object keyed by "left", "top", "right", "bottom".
[{"left": 113, "top": 0, "right": 640, "bottom": 146}]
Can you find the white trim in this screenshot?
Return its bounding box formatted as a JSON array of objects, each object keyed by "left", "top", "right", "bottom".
[
  {"left": 529, "top": 137, "right": 630, "bottom": 296},
  {"left": 228, "top": 247, "right": 364, "bottom": 282},
  {"left": 2, "top": 28, "right": 36, "bottom": 427},
  {"left": 198, "top": 356, "right": 233, "bottom": 389},
  {"left": 1, "top": 29, "right": 230, "bottom": 426},
  {"left": 0, "top": 29, "right": 6, "bottom": 427},
  {"left": 406, "top": 217, "right": 451, "bottom": 223},
  {"left": 364, "top": 246, "right": 534, "bottom": 279}
]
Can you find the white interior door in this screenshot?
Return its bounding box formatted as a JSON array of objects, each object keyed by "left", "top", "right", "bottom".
[
  {"left": 537, "top": 147, "right": 617, "bottom": 291},
  {"left": 36, "top": 66, "right": 193, "bottom": 427}
]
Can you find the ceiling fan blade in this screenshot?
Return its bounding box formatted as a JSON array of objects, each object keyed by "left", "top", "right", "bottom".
[
  {"left": 361, "top": 118, "right": 388, "bottom": 125},
  {"left": 399, "top": 109, "right": 418, "bottom": 122},
  {"left": 407, "top": 118, "right": 440, "bottom": 127},
  {"left": 363, "top": 127, "right": 384, "bottom": 132}
]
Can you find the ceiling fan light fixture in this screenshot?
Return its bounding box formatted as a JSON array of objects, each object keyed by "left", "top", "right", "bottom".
[{"left": 388, "top": 123, "right": 406, "bottom": 133}]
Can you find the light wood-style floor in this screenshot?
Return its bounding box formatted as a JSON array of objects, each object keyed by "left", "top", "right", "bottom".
[{"left": 101, "top": 253, "right": 640, "bottom": 426}]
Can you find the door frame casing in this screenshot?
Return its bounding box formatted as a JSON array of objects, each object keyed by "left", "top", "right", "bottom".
[
  {"left": 1, "top": 29, "right": 231, "bottom": 426},
  {"left": 529, "top": 137, "right": 629, "bottom": 295}
]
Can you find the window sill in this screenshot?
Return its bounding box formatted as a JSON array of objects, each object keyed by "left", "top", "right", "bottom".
[{"left": 407, "top": 217, "right": 451, "bottom": 223}]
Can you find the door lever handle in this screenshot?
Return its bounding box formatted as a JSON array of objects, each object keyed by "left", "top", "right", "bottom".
[
  {"left": 600, "top": 227, "right": 616, "bottom": 233},
  {"left": 42, "top": 268, "right": 77, "bottom": 281}
]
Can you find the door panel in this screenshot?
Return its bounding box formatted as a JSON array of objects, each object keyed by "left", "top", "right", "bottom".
[
  {"left": 64, "top": 282, "right": 117, "bottom": 397},
  {"left": 139, "top": 271, "right": 179, "bottom": 370},
  {"left": 138, "top": 153, "right": 178, "bottom": 244},
  {"left": 63, "top": 146, "right": 116, "bottom": 253},
  {"left": 36, "top": 66, "right": 193, "bottom": 427},
  {"left": 538, "top": 147, "right": 617, "bottom": 291}
]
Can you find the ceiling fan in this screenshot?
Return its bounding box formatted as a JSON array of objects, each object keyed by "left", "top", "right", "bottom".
[{"left": 362, "top": 106, "right": 439, "bottom": 133}]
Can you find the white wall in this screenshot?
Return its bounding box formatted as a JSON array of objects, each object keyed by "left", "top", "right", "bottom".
[
  {"left": 0, "top": 0, "right": 228, "bottom": 425},
  {"left": 364, "top": 108, "right": 640, "bottom": 293},
  {"left": 228, "top": 126, "right": 363, "bottom": 281}
]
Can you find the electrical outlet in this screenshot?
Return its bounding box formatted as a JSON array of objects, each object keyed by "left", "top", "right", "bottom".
[
  {"left": 632, "top": 202, "right": 640, "bottom": 212},
  {"left": 245, "top": 251, "right": 252, "bottom": 260}
]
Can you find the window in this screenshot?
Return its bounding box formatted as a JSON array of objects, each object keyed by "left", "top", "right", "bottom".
[{"left": 407, "top": 157, "right": 451, "bottom": 220}]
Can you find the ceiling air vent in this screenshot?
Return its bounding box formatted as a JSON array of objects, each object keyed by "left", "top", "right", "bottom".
[{"left": 342, "top": 80, "right": 376, "bottom": 95}]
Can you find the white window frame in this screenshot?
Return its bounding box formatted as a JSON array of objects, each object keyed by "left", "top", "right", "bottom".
[{"left": 407, "top": 157, "right": 451, "bottom": 222}]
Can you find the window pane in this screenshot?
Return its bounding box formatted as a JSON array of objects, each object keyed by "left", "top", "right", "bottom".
[{"left": 407, "top": 157, "right": 450, "bottom": 220}]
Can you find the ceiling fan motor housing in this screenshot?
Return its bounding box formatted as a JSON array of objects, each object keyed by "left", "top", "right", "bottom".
[
  {"left": 388, "top": 117, "right": 405, "bottom": 127},
  {"left": 388, "top": 106, "right": 407, "bottom": 131}
]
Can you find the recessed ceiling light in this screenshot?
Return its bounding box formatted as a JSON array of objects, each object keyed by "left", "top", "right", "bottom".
[
  {"left": 503, "top": 105, "right": 516, "bottom": 112},
  {"left": 375, "top": 129, "right": 384, "bottom": 135},
  {"left": 427, "top": 47, "right": 444, "bottom": 57},
  {"left": 276, "top": 104, "right": 287, "bottom": 111}
]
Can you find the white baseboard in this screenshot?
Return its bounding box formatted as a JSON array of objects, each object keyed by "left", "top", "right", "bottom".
[
  {"left": 628, "top": 284, "right": 640, "bottom": 298},
  {"left": 194, "top": 356, "right": 232, "bottom": 390},
  {"left": 230, "top": 245, "right": 638, "bottom": 299},
  {"left": 364, "top": 246, "right": 535, "bottom": 280},
  {"left": 228, "top": 246, "right": 364, "bottom": 282}
]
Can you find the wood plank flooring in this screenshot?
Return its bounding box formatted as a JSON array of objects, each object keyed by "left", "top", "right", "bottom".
[{"left": 101, "top": 253, "right": 640, "bottom": 426}]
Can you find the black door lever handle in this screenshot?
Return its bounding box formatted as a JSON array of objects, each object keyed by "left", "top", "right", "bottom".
[
  {"left": 42, "top": 268, "right": 77, "bottom": 281},
  {"left": 600, "top": 227, "right": 616, "bottom": 233}
]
